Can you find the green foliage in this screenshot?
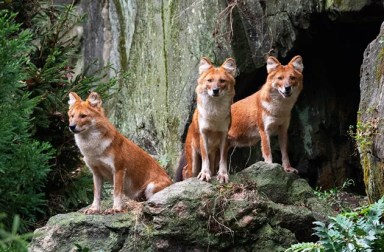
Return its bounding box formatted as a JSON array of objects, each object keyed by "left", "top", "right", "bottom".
[
  {"left": 286, "top": 242, "right": 322, "bottom": 252},
  {"left": 0, "top": 10, "right": 52, "bottom": 231},
  {"left": 0, "top": 1, "right": 126, "bottom": 229},
  {"left": 314, "top": 179, "right": 355, "bottom": 212},
  {"left": 12, "top": 2, "right": 115, "bottom": 215},
  {"left": 73, "top": 243, "right": 90, "bottom": 252},
  {"left": 285, "top": 197, "right": 384, "bottom": 252},
  {"left": 0, "top": 214, "right": 32, "bottom": 252},
  {"left": 348, "top": 110, "right": 379, "bottom": 156},
  {"left": 314, "top": 179, "right": 354, "bottom": 200},
  {"left": 48, "top": 167, "right": 94, "bottom": 215}
]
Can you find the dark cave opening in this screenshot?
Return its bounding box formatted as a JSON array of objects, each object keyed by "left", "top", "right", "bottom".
[{"left": 232, "top": 5, "right": 384, "bottom": 193}]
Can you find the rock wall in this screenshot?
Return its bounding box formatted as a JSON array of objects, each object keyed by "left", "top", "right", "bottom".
[
  {"left": 358, "top": 22, "right": 384, "bottom": 202},
  {"left": 77, "top": 0, "right": 384, "bottom": 190},
  {"left": 80, "top": 0, "right": 234, "bottom": 171},
  {"left": 79, "top": 0, "right": 320, "bottom": 172}
]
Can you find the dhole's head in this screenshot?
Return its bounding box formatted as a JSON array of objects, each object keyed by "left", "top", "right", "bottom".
[
  {"left": 67, "top": 92, "right": 104, "bottom": 134},
  {"left": 266, "top": 55, "right": 303, "bottom": 98},
  {"left": 196, "top": 57, "right": 237, "bottom": 98}
]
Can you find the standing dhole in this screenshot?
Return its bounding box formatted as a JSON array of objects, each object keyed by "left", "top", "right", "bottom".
[
  {"left": 181, "top": 57, "right": 237, "bottom": 183},
  {"left": 68, "top": 92, "right": 172, "bottom": 214},
  {"left": 228, "top": 55, "right": 303, "bottom": 173}
]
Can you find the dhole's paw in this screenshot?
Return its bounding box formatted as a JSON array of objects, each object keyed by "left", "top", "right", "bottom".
[
  {"left": 284, "top": 167, "right": 299, "bottom": 174},
  {"left": 217, "top": 172, "right": 229, "bottom": 183},
  {"left": 103, "top": 208, "right": 124, "bottom": 215},
  {"left": 197, "top": 170, "right": 211, "bottom": 182},
  {"left": 82, "top": 207, "right": 101, "bottom": 215}
]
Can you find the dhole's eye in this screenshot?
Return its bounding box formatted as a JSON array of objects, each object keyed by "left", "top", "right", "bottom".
[
  {"left": 219, "top": 79, "right": 225, "bottom": 83},
  {"left": 277, "top": 76, "right": 283, "bottom": 80},
  {"left": 80, "top": 114, "right": 87, "bottom": 119},
  {"left": 207, "top": 79, "right": 213, "bottom": 82},
  {"left": 290, "top": 76, "right": 297, "bottom": 81}
]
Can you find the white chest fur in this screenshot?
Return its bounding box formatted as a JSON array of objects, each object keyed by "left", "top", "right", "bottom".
[
  {"left": 75, "top": 130, "right": 115, "bottom": 177},
  {"left": 261, "top": 90, "right": 299, "bottom": 134},
  {"left": 75, "top": 131, "right": 112, "bottom": 157},
  {"left": 197, "top": 94, "right": 232, "bottom": 132}
]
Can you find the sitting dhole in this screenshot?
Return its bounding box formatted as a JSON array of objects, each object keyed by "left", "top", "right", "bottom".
[
  {"left": 228, "top": 55, "right": 303, "bottom": 174},
  {"left": 68, "top": 92, "right": 172, "bottom": 214},
  {"left": 182, "top": 57, "right": 237, "bottom": 183}
]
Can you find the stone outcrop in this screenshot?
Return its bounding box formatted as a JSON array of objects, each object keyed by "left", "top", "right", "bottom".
[
  {"left": 358, "top": 21, "right": 384, "bottom": 202},
  {"left": 29, "top": 162, "right": 336, "bottom": 252}
]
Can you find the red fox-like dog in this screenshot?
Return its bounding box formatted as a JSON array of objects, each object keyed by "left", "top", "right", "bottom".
[
  {"left": 228, "top": 55, "right": 304, "bottom": 173},
  {"left": 181, "top": 57, "right": 237, "bottom": 183},
  {"left": 68, "top": 92, "right": 172, "bottom": 214}
]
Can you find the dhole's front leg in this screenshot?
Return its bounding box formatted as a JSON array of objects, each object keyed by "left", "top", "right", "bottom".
[
  {"left": 191, "top": 146, "right": 201, "bottom": 177},
  {"left": 197, "top": 132, "right": 211, "bottom": 182},
  {"left": 259, "top": 129, "right": 273, "bottom": 164},
  {"left": 278, "top": 124, "right": 298, "bottom": 174},
  {"left": 217, "top": 131, "right": 229, "bottom": 183},
  {"left": 208, "top": 151, "right": 217, "bottom": 176},
  {"left": 104, "top": 169, "right": 124, "bottom": 214},
  {"left": 83, "top": 170, "right": 103, "bottom": 214}
]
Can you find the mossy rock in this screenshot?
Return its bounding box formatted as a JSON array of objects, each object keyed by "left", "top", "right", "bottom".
[
  {"left": 30, "top": 162, "right": 335, "bottom": 251},
  {"left": 358, "top": 22, "right": 384, "bottom": 202}
]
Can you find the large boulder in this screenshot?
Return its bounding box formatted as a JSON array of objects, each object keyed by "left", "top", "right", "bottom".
[
  {"left": 358, "top": 21, "right": 384, "bottom": 202},
  {"left": 29, "top": 162, "right": 335, "bottom": 252}
]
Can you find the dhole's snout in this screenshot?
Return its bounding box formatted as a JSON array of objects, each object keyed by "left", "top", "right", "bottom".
[
  {"left": 69, "top": 124, "right": 80, "bottom": 134},
  {"left": 282, "top": 85, "right": 292, "bottom": 97},
  {"left": 278, "top": 83, "right": 293, "bottom": 98},
  {"left": 212, "top": 87, "right": 220, "bottom": 97}
]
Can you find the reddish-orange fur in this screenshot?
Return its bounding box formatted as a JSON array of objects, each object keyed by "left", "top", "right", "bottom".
[
  {"left": 182, "top": 57, "right": 237, "bottom": 183},
  {"left": 68, "top": 92, "right": 172, "bottom": 214},
  {"left": 228, "top": 55, "right": 304, "bottom": 173}
]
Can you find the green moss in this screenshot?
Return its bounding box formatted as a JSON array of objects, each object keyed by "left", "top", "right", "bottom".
[
  {"left": 289, "top": 179, "right": 315, "bottom": 203},
  {"left": 47, "top": 212, "right": 88, "bottom": 226},
  {"left": 362, "top": 153, "right": 384, "bottom": 203},
  {"left": 161, "top": 2, "right": 169, "bottom": 114},
  {"left": 325, "top": 0, "right": 368, "bottom": 11},
  {"left": 351, "top": 110, "right": 383, "bottom": 203},
  {"left": 112, "top": 0, "right": 129, "bottom": 72},
  {"left": 254, "top": 223, "right": 296, "bottom": 252},
  {"left": 376, "top": 36, "right": 384, "bottom": 80}
]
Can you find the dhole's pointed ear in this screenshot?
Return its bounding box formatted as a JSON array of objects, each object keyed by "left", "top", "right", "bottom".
[
  {"left": 68, "top": 92, "right": 81, "bottom": 107},
  {"left": 266, "top": 56, "right": 281, "bottom": 73},
  {"left": 222, "top": 58, "right": 237, "bottom": 77},
  {"left": 199, "top": 57, "right": 213, "bottom": 75},
  {"left": 87, "top": 92, "right": 102, "bottom": 108},
  {"left": 289, "top": 55, "right": 304, "bottom": 73}
]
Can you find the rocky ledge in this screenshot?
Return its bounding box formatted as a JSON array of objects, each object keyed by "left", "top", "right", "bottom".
[{"left": 29, "top": 162, "right": 336, "bottom": 252}]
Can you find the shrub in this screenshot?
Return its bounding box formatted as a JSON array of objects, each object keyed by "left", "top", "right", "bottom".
[
  {"left": 0, "top": 214, "right": 32, "bottom": 252},
  {"left": 3, "top": 2, "right": 116, "bottom": 216},
  {"left": 0, "top": 11, "right": 52, "bottom": 231},
  {"left": 286, "top": 196, "right": 384, "bottom": 252},
  {"left": 1, "top": 1, "right": 124, "bottom": 223}
]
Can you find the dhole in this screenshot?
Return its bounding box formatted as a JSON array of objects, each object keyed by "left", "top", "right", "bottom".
[
  {"left": 181, "top": 57, "right": 237, "bottom": 183},
  {"left": 68, "top": 92, "right": 172, "bottom": 214},
  {"left": 228, "top": 55, "right": 303, "bottom": 173}
]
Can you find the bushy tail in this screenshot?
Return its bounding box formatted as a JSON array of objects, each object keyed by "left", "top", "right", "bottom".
[{"left": 174, "top": 151, "right": 186, "bottom": 182}]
